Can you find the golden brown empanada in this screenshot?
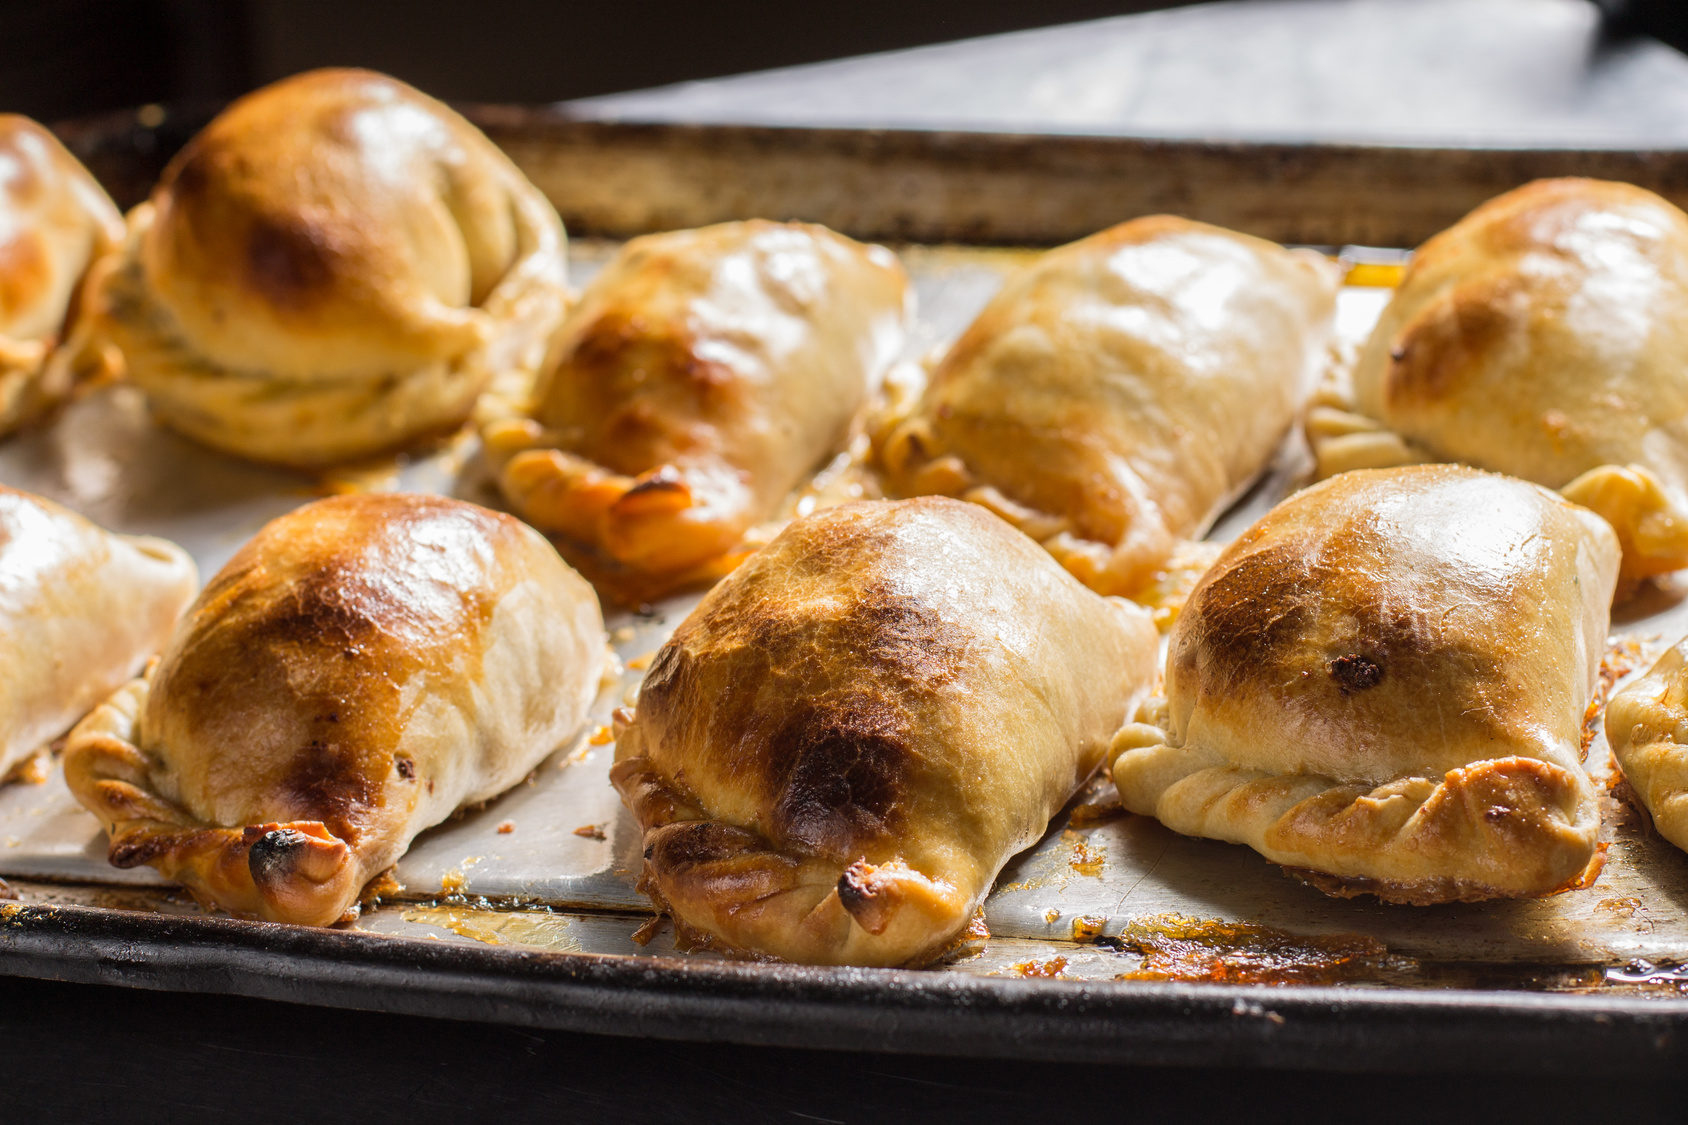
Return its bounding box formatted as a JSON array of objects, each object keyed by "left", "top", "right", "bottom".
[
  {"left": 1110, "top": 465, "right": 1616, "bottom": 904},
  {"left": 1309, "top": 178, "right": 1688, "bottom": 592},
  {"left": 611, "top": 497, "right": 1158, "bottom": 966},
  {"left": 0, "top": 486, "right": 195, "bottom": 780},
  {"left": 0, "top": 116, "right": 124, "bottom": 434},
  {"left": 64, "top": 493, "right": 606, "bottom": 925},
  {"left": 88, "top": 69, "right": 568, "bottom": 468},
  {"left": 485, "top": 219, "right": 908, "bottom": 595},
  {"left": 1607, "top": 639, "right": 1688, "bottom": 853},
  {"left": 875, "top": 215, "right": 1338, "bottom": 602}
]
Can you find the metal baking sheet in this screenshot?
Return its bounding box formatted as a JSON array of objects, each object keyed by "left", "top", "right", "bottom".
[
  {"left": 5, "top": 248, "right": 1688, "bottom": 969},
  {"left": 6, "top": 110, "right": 1688, "bottom": 1072}
]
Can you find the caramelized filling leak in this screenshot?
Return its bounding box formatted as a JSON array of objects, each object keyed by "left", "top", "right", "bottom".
[
  {"left": 1114, "top": 913, "right": 1409, "bottom": 985},
  {"left": 1586, "top": 635, "right": 1645, "bottom": 756},
  {"left": 1009, "top": 956, "right": 1069, "bottom": 979},
  {"left": 1064, "top": 830, "right": 1106, "bottom": 877}
]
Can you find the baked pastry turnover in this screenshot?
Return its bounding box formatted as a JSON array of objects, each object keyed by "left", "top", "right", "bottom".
[
  {"left": 1309, "top": 178, "right": 1688, "bottom": 592},
  {"left": 875, "top": 215, "right": 1338, "bottom": 604},
  {"left": 65, "top": 493, "right": 606, "bottom": 925},
  {"left": 1111, "top": 465, "right": 1616, "bottom": 903},
  {"left": 0, "top": 486, "right": 195, "bottom": 780},
  {"left": 90, "top": 68, "right": 568, "bottom": 468},
  {"left": 0, "top": 116, "right": 124, "bottom": 434},
  {"left": 611, "top": 497, "right": 1159, "bottom": 965},
  {"left": 486, "top": 219, "right": 908, "bottom": 595},
  {"left": 1607, "top": 639, "right": 1688, "bottom": 854}
]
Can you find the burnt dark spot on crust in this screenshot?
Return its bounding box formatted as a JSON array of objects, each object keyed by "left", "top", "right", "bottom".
[
  {"left": 645, "top": 820, "right": 767, "bottom": 871},
  {"left": 395, "top": 755, "right": 415, "bottom": 780},
  {"left": 260, "top": 565, "right": 384, "bottom": 650},
  {"left": 1328, "top": 654, "right": 1384, "bottom": 695},
  {"left": 769, "top": 701, "right": 906, "bottom": 855},
  {"left": 279, "top": 738, "right": 375, "bottom": 839},
  {"left": 245, "top": 211, "right": 339, "bottom": 309},
  {"left": 108, "top": 828, "right": 226, "bottom": 869},
  {"left": 247, "top": 827, "right": 311, "bottom": 884},
  {"left": 1187, "top": 545, "right": 1316, "bottom": 695},
  {"left": 1186, "top": 522, "right": 1453, "bottom": 707},
  {"left": 836, "top": 859, "right": 899, "bottom": 936}
]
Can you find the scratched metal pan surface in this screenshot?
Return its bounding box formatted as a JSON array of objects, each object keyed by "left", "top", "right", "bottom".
[{"left": 5, "top": 108, "right": 1688, "bottom": 1072}]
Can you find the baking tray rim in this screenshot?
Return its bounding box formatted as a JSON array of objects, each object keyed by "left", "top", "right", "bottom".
[
  {"left": 15, "top": 103, "right": 1688, "bottom": 1069},
  {"left": 4, "top": 898, "right": 1688, "bottom": 1074}
]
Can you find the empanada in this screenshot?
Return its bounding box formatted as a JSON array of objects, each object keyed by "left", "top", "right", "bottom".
[
  {"left": 88, "top": 69, "right": 568, "bottom": 468},
  {"left": 64, "top": 493, "right": 606, "bottom": 925},
  {"left": 611, "top": 497, "right": 1158, "bottom": 965},
  {"left": 1607, "top": 639, "right": 1688, "bottom": 853},
  {"left": 1110, "top": 465, "right": 1617, "bottom": 903},
  {"left": 1309, "top": 178, "right": 1688, "bottom": 591},
  {"left": 0, "top": 116, "right": 124, "bottom": 434},
  {"left": 875, "top": 215, "right": 1338, "bottom": 601},
  {"left": 0, "top": 486, "right": 195, "bottom": 779},
  {"left": 485, "top": 219, "right": 907, "bottom": 593}
]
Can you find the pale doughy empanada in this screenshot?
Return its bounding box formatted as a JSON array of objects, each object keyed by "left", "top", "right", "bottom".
[
  {"left": 611, "top": 497, "right": 1158, "bottom": 966},
  {"left": 485, "top": 219, "right": 908, "bottom": 594},
  {"left": 1110, "top": 465, "right": 1616, "bottom": 903},
  {"left": 0, "top": 486, "right": 195, "bottom": 779},
  {"left": 1309, "top": 178, "right": 1688, "bottom": 592},
  {"left": 1607, "top": 640, "right": 1688, "bottom": 853},
  {"left": 0, "top": 116, "right": 124, "bottom": 434},
  {"left": 64, "top": 493, "right": 606, "bottom": 925},
  {"left": 88, "top": 69, "right": 568, "bottom": 468},
  {"left": 875, "top": 215, "right": 1338, "bottom": 601}
]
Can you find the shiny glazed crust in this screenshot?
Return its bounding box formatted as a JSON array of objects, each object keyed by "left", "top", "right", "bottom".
[
  {"left": 485, "top": 219, "right": 908, "bottom": 589},
  {"left": 612, "top": 497, "right": 1159, "bottom": 965},
  {"left": 1309, "top": 177, "right": 1688, "bottom": 590},
  {"left": 0, "top": 486, "right": 196, "bottom": 778},
  {"left": 874, "top": 215, "right": 1338, "bottom": 598},
  {"left": 1110, "top": 465, "right": 1617, "bottom": 903},
  {"left": 1608, "top": 639, "right": 1688, "bottom": 854},
  {"left": 88, "top": 69, "right": 569, "bottom": 467},
  {"left": 0, "top": 116, "right": 125, "bottom": 434},
  {"left": 63, "top": 493, "right": 607, "bottom": 925}
]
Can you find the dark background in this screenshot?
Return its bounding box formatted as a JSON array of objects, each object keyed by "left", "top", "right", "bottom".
[{"left": 3, "top": 0, "right": 1688, "bottom": 124}]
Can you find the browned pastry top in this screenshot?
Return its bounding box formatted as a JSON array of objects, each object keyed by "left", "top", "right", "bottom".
[{"left": 141, "top": 68, "right": 537, "bottom": 380}]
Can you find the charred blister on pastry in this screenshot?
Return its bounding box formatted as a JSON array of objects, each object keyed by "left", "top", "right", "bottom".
[
  {"left": 64, "top": 492, "right": 608, "bottom": 926},
  {"left": 612, "top": 497, "right": 1159, "bottom": 966},
  {"left": 1328, "top": 654, "right": 1384, "bottom": 695}
]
